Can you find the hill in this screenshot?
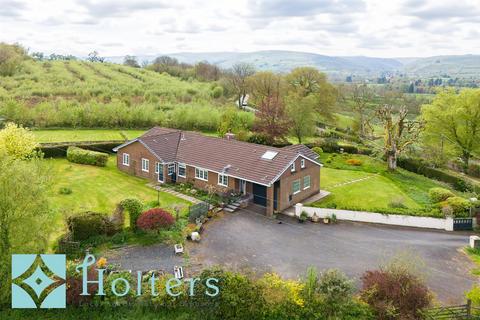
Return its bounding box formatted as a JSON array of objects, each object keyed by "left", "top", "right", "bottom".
[
  {"left": 106, "top": 50, "right": 480, "bottom": 79},
  {"left": 0, "top": 60, "right": 238, "bottom": 130}
]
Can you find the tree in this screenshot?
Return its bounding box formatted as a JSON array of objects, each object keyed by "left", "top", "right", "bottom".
[
  {"left": 348, "top": 84, "right": 374, "bottom": 138},
  {"left": 285, "top": 91, "right": 316, "bottom": 143},
  {"left": 246, "top": 71, "right": 284, "bottom": 107},
  {"left": 226, "top": 63, "right": 255, "bottom": 109},
  {"left": 123, "top": 55, "right": 140, "bottom": 68},
  {"left": 87, "top": 51, "right": 105, "bottom": 63},
  {"left": 194, "top": 61, "right": 222, "bottom": 81},
  {"left": 254, "top": 94, "right": 291, "bottom": 144},
  {"left": 421, "top": 88, "right": 480, "bottom": 169},
  {"left": 285, "top": 67, "right": 337, "bottom": 119},
  {"left": 0, "top": 155, "right": 54, "bottom": 305},
  {"left": 0, "top": 42, "right": 26, "bottom": 76},
  {"left": 376, "top": 105, "right": 424, "bottom": 171},
  {"left": 0, "top": 122, "right": 39, "bottom": 160}
]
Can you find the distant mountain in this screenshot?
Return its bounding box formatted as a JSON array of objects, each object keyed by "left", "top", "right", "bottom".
[{"left": 105, "top": 50, "right": 480, "bottom": 80}]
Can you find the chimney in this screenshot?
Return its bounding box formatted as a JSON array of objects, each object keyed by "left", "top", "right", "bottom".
[{"left": 224, "top": 132, "right": 236, "bottom": 140}]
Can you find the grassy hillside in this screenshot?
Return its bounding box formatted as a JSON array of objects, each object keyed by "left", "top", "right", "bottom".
[{"left": 0, "top": 60, "right": 249, "bottom": 131}]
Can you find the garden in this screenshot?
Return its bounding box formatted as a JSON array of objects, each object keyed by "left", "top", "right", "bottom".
[{"left": 311, "top": 152, "right": 476, "bottom": 218}]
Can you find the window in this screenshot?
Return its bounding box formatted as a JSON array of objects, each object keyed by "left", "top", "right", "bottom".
[
  {"left": 291, "top": 162, "right": 296, "bottom": 172},
  {"left": 301, "top": 159, "right": 305, "bottom": 169},
  {"left": 292, "top": 179, "right": 301, "bottom": 194},
  {"left": 303, "top": 175, "right": 311, "bottom": 189},
  {"left": 168, "top": 164, "right": 175, "bottom": 175},
  {"left": 195, "top": 168, "right": 208, "bottom": 181},
  {"left": 122, "top": 153, "right": 130, "bottom": 166},
  {"left": 157, "top": 163, "right": 164, "bottom": 182},
  {"left": 141, "top": 158, "right": 149, "bottom": 172},
  {"left": 218, "top": 174, "right": 228, "bottom": 187},
  {"left": 178, "top": 163, "right": 186, "bottom": 178}
]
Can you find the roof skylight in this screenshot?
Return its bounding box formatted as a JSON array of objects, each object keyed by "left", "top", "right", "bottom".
[{"left": 261, "top": 150, "right": 278, "bottom": 160}]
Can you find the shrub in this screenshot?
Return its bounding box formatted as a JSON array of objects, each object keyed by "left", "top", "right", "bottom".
[
  {"left": 346, "top": 158, "right": 362, "bottom": 166},
  {"left": 439, "top": 196, "right": 472, "bottom": 217},
  {"left": 136, "top": 208, "right": 175, "bottom": 231},
  {"left": 360, "top": 268, "right": 432, "bottom": 319},
  {"left": 58, "top": 187, "right": 72, "bottom": 195},
  {"left": 428, "top": 187, "right": 455, "bottom": 203},
  {"left": 67, "top": 211, "right": 109, "bottom": 241},
  {"left": 312, "top": 146, "right": 323, "bottom": 155},
  {"left": 119, "top": 198, "right": 143, "bottom": 230},
  {"left": 247, "top": 133, "right": 269, "bottom": 145},
  {"left": 211, "top": 86, "right": 224, "bottom": 98},
  {"left": 468, "top": 163, "right": 480, "bottom": 178},
  {"left": 66, "top": 146, "right": 108, "bottom": 167}
]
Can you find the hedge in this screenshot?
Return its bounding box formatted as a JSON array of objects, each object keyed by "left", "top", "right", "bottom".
[
  {"left": 397, "top": 157, "right": 478, "bottom": 193},
  {"left": 67, "top": 212, "right": 111, "bottom": 241},
  {"left": 66, "top": 146, "right": 109, "bottom": 167},
  {"left": 40, "top": 141, "right": 122, "bottom": 158}
]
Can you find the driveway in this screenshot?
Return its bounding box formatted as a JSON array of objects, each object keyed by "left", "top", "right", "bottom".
[{"left": 189, "top": 209, "right": 476, "bottom": 304}]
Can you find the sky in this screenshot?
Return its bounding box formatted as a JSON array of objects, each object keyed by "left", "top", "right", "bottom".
[{"left": 1, "top": 0, "right": 479, "bottom": 58}]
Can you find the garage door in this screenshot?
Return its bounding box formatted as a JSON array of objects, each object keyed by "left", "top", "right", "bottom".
[{"left": 252, "top": 183, "right": 267, "bottom": 207}]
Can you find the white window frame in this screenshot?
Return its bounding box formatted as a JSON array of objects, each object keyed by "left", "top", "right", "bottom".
[
  {"left": 218, "top": 174, "right": 228, "bottom": 187},
  {"left": 168, "top": 164, "right": 175, "bottom": 175},
  {"left": 195, "top": 167, "right": 208, "bottom": 181},
  {"left": 178, "top": 163, "right": 186, "bottom": 178},
  {"left": 303, "top": 175, "right": 311, "bottom": 190},
  {"left": 122, "top": 153, "right": 130, "bottom": 166},
  {"left": 291, "top": 162, "right": 296, "bottom": 172},
  {"left": 292, "top": 179, "right": 301, "bottom": 195},
  {"left": 301, "top": 159, "right": 305, "bottom": 169},
  {"left": 141, "top": 158, "right": 149, "bottom": 172},
  {"left": 155, "top": 162, "right": 160, "bottom": 173}
]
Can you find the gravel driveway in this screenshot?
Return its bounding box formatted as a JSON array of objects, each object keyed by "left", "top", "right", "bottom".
[{"left": 189, "top": 209, "right": 476, "bottom": 304}]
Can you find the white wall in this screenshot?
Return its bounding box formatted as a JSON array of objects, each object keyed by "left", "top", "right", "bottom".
[{"left": 293, "top": 204, "right": 454, "bottom": 231}]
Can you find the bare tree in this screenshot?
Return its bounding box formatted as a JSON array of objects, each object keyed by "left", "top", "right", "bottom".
[
  {"left": 226, "top": 63, "right": 255, "bottom": 109},
  {"left": 350, "top": 84, "right": 374, "bottom": 138},
  {"left": 376, "top": 105, "right": 424, "bottom": 171}
]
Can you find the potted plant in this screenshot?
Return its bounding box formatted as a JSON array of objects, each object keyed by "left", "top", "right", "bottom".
[
  {"left": 299, "top": 211, "right": 308, "bottom": 223},
  {"left": 311, "top": 212, "right": 320, "bottom": 223},
  {"left": 323, "top": 216, "right": 330, "bottom": 224},
  {"left": 331, "top": 213, "right": 337, "bottom": 224}
]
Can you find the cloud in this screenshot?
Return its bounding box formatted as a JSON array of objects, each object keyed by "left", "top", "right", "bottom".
[
  {"left": 0, "top": 0, "right": 26, "bottom": 17},
  {"left": 76, "top": 0, "right": 174, "bottom": 18},
  {"left": 248, "top": 0, "right": 366, "bottom": 17},
  {"left": 402, "top": 0, "right": 480, "bottom": 20}
]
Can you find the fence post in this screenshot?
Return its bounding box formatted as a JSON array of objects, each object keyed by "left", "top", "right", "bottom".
[
  {"left": 467, "top": 299, "right": 472, "bottom": 318},
  {"left": 445, "top": 216, "right": 454, "bottom": 231}
]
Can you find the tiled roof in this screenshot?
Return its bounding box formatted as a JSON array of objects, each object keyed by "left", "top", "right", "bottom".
[
  {"left": 282, "top": 144, "right": 319, "bottom": 161},
  {"left": 118, "top": 127, "right": 321, "bottom": 186}
]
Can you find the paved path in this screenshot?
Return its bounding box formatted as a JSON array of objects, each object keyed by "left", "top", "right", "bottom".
[
  {"left": 189, "top": 209, "right": 476, "bottom": 304},
  {"left": 328, "top": 174, "right": 376, "bottom": 189},
  {"left": 148, "top": 184, "right": 201, "bottom": 204}
]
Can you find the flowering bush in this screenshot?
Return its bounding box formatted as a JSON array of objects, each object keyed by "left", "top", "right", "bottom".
[
  {"left": 136, "top": 208, "right": 175, "bottom": 231},
  {"left": 346, "top": 158, "right": 362, "bottom": 166}
]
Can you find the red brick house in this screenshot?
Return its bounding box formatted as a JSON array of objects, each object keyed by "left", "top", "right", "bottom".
[{"left": 113, "top": 127, "right": 322, "bottom": 216}]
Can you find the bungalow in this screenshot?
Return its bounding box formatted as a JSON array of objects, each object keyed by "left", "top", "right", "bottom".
[{"left": 113, "top": 127, "right": 322, "bottom": 216}]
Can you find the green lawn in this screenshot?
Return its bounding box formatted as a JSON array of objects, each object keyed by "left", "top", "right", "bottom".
[
  {"left": 34, "top": 129, "right": 146, "bottom": 143},
  {"left": 312, "top": 153, "right": 455, "bottom": 216},
  {"left": 319, "top": 168, "right": 421, "bottom": 209},
  {"left": 48, "top": 156, "right": 190, "bottom": 215}
]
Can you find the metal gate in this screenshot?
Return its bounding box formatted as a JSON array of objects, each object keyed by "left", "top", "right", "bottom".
[{"left": 453, "top": 218, "right": 473, "bottom": 231}]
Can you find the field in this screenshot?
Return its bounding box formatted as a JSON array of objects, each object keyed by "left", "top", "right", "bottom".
[
  {"left": 0, "top": 60, "right": 255, "bottom": 132},
  {"left": 33, "top": 129, "right": 146, "bottom": 143},
  {"left": 48, "top": 156, "right": 190, "bottom": 218},
  {"left": 311, "top": 153, "right": 454, "bottom": 216}
]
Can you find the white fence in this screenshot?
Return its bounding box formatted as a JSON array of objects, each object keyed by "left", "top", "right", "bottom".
[{"left": 292, "top": 203, "right": 454, "bottom": 231}]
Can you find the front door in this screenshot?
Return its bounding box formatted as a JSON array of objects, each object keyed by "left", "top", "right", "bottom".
[
  {"left": 239, "top": 179, "right": 247, "bottom": 195},
  {"left": 252, "top": 183, "right": 267, "bottom": 207},
  {"left": 158, "top": 163, "right": 164, "bottom": 182}
]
